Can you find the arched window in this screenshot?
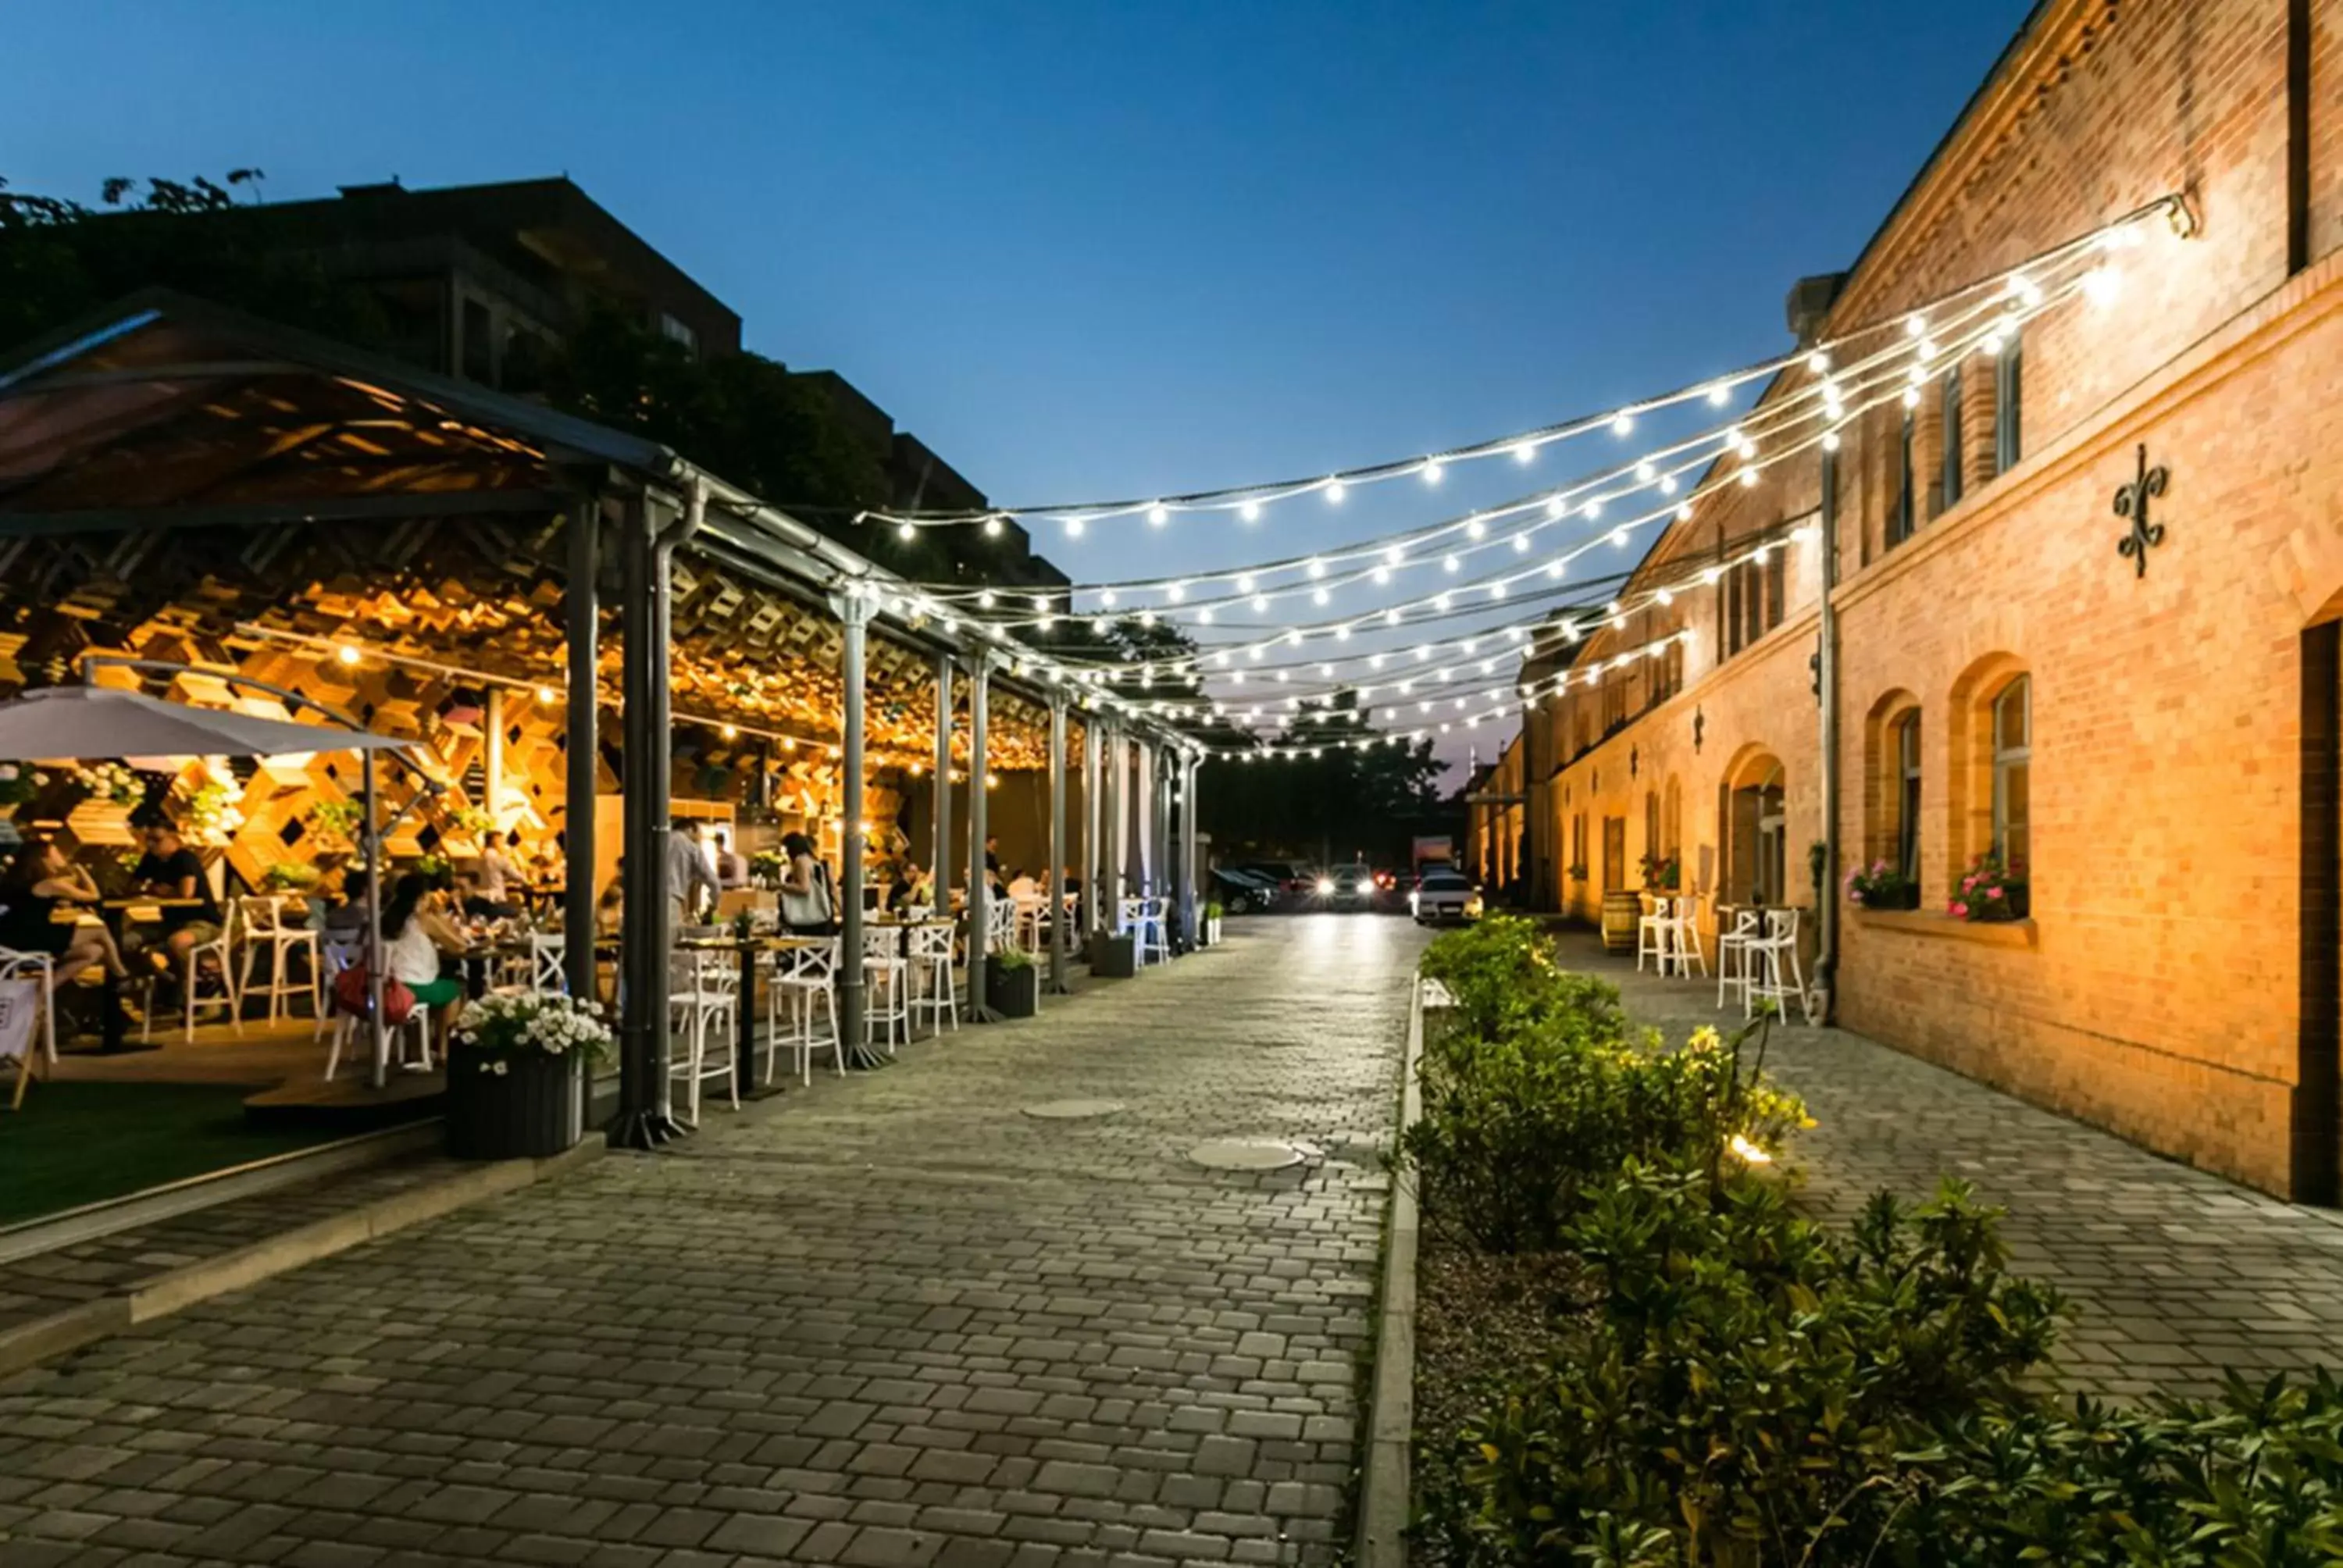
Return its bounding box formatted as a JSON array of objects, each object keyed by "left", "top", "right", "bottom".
[{"left": 1992, "top": 675, "right": 2031, "bottom": 875}]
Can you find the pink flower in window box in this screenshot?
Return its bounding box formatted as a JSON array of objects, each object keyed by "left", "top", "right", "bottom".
[{"left": 1949, "top": 901, "right": 1970, "bottom": 918}]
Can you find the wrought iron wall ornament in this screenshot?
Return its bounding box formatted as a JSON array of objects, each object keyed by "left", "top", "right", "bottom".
[
  {"left": 1693, "top": 707, "right": 1705, "bottom": 753},
  {"left": 2113, "top": 443, "right": 2169, "bottom": 578},
  {"left": 1629, "top": 745, "right": 1639, "bottom": 779}
]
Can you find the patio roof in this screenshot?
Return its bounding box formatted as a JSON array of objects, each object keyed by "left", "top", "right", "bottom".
[{"left": 0, "top": 290, "right": 1162, "bottom": 757}]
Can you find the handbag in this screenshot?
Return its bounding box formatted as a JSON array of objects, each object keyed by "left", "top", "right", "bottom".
[
  {"left": 779, "top": 863, "right": 834, "bottom": 931},
  {"left": 331, "top": 963, "right": 416, "bottom": 1027}
]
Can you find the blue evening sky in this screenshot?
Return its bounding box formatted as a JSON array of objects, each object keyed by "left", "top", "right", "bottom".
[{"left": 5, "top": 1, "right": 2034, "bottom": 771}]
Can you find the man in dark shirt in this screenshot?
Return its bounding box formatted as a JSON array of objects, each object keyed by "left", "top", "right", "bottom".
[{"left": 133, "top": 820, "right": 221, "bottom": 969}]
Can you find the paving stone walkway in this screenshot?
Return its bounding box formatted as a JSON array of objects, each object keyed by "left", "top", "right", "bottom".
[
  {"left": 0, "top": 915, "right": 1425, "bottom": 1568},
  {"left": 1559, "top": 928, "right": 2343, "bottom": 1403}
]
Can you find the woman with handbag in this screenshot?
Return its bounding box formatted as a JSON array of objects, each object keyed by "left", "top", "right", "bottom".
[
  {"left": 383, "top": 871, "right": 467, "bottom": 1040},
  {"left": 777, "top": 832, "right": 834, "bottom": 934}
]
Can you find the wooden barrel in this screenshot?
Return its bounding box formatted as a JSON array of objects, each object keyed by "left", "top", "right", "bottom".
[{"left": 1599, "top": 888, "right": 1642, "bottom": 952}]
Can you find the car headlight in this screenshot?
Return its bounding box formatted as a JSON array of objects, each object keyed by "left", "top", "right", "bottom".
[{"left": 1315, "top": 878, "right": 1336, "bottom": 896}]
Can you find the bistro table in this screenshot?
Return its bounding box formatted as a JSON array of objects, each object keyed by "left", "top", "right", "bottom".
[
  {"left": 94, "top": 896, "right": 204, "bottom": 1053},
  {"left": 679, "top": 931, "right": 833, "bottom": 1099}
]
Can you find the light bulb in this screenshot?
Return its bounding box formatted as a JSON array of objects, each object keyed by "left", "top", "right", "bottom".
[
  {"left": 978, "top": 590, "right": 996, "bottom": 608},
  {"left": 535, "top": 686, "right": 555, "bottom": 704},
  {"left": 1611, "top": 412, "right": 1634, "bottom": 437},
  {"left": 1512, "top": 440, "right": 1536, "bottom": 464},
  {"left": 1635, "top": 461, "right": 1656, "bottom": 483},
  {"left": 983, "top": 517, "right": 1004, "bottom": 537},
  {"left": 1239, "top": 499, "right": 1262, "bottom": 523},
  {"left": 1385, "top": 543, "right": 1404, "bottom": 565},
  {"left": 1706, "top": 383, "right": 1730, "bottom": 406},
  {"left": 1902, "top": 387, "right": 1920, "bottom": 409},
  {"left": 1514, "top": 533, "right": 1531, "bottom": 553},
  {"left": 1100, "top": 588, "right": 1118, "bottom": 606},
  {"left": 1371, "top": 567, "right": 1390, "bottom": 585},
  {"left": 1489, "top": 582, "right": 1507, "bottom": 600},
  {"left": 1065, "top": 517, "right": 1084, "bottom": 537},
  {"left": 1739, "top": 469, "right": 1760, "bottom": 488},
  {"left": 1421, "top": 459, "right": 1444, "bottom": 485},
  {"left": 1336, "top": 625, "right": 1352, "bottom": 641},
  {"left": 1443, "top": 554, "right": 1460, "bottom": 573},
  {"left": 1585, "top": 500, "right": 1603, "bottom": 520},
  {"left": 335, "top": 645, "right": 362, "bottom": 666},
  {"left": 1546, "top": 560, "right": 1565, "bottom": 579},
  {"left": 1675, "top": 504, "right": 1693, "bottom": 522},
  {"left": 1467, "top": 518, "right": 1486, "bottom": 540},
  {"left": 1609, "top": 527, "right": 1629, "bottom": 548},
  {"left": 1167, "top": 582, "right": 1186, "bottom": 603},
  {"left": 1656, "top": 588, "right": 1674, "bottom": 606},
  {"left": 1307, "top": 558, "right": 1326, "bottom": 579},
  {"left": 1312, "top": 588, "right": 1329, "bottom": 606},
  {"left": 1906, "top": 314, "right": 1927, "bottom": 338},
  {"left": 1546, "top": 497, "right": 1566, "bottom": 520},
  {"left": 1807, "top": 350, "right": 1831, "bottom": 375},
  {"left": 1822, "top": 430, "right": 1841, "bottom": 451},
  {"left": 1325, "top": 479, "right": 1346, "bottom": 504},
  {"left": 1660, "top": 475, "right": 1678, "bottom": 495},
  {"left": 897, "top": 522, "right": 915, "bottom": 541},
  {"left": 1147, "top": 503, "right": 1168, "bottom": 526},
  {"left": 1252, "top": 594, "right": 1269, "bottom": 613},
  {"left": 1032, "top": 594, "right": 1050, "bottom": 611}
]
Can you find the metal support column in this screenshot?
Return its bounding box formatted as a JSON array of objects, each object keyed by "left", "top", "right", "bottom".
[
  {"left": 932, "top": 653, "right": 954, "bottom": 922},
  {"left": 612, "top": 490, "right": 689, "bottom": 1149},
  {"left": 1101, "top": 722, "right": 1123, "bottom": 935},
  {"left": 563, "top": 495, "right": 600, "bottom": 1001},
  {"left": 1179, "top": 750, "right": 1200, "bottom": 949},
  {"left": 1047, "top": 692, "right": 1071, "bottom": 994},
  {"left": 967, "top": 650, "right": 999, "bottom": 1021},
  {"left": 1082, "top": 713, "right": 1102, "bottom": 948},
  {"left": 836, "top": 586, "right": 876, "bottom": 1064},
  {"left": 361, "top": 751, "right": 387, "bottom": 1088},
  {"left": 1816, "top": 451, "right": 1843, "bottom": 1024}
]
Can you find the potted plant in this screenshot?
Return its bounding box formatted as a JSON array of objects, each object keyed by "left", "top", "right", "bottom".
[
  {"left": 1203, "top": 900, "right": 1224, "bottom": 946},
  {"left": 1567, "top": 863, "right": 1589, "bottom": 883},
  {"left": 263, "top": 861, "right": 323, "bottom": 895},
  {"left": 1637, "top": 850, "right": 1681, "bottom": 891},
  {"left": 1949, "top": 853, "right": 2029, "bottom": 922},
  {"left": 1845, "top": 859, "right": 1919, "bottom": 911},
  {"left": 444, "top": 992, "right": 614, "bottom": 1159},
  {"left": 986, "top": 946, "right": 1038, "bottom": 1017}
]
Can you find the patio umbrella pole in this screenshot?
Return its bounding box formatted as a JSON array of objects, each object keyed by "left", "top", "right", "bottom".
[
  {"left": 967, "top": 650, "right": 1000, "bottom": 1023},
  {"left": 1047, "top": 692, "right": 1069, "bottom": 995}
]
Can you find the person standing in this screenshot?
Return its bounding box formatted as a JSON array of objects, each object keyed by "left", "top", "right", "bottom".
[
  {"left": 664, "top": 821, "right": 720, "bottom": 927},
  {"left": 777, "top": 832, "right": 834, "bottom": 934},
  {"left": 476, "top": 829, "right": 522, "bottom": 907},
  {"left": 710, "top": 829, "right": 749, "bottom": 891}
]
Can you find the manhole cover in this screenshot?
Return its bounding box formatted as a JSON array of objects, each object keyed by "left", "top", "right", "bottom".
[
  {"left": 1022, "top": 1099, "right": 1125, "bottom": 1120},
  {"left": 1187, "top": 1139, "right": 1306, "bottom": 1172}
]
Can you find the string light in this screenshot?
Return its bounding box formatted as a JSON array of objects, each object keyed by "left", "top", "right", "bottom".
[{"left": 864, "top": 199, "right": 2180, "bottom": 539}]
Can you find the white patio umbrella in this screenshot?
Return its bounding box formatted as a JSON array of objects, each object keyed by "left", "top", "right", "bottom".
[
  {"left": 0, "top": 681, "right": 422, "bottom": 1088},
  {"left": 0, "top": 685, "right": 415, "bottom": 762}
]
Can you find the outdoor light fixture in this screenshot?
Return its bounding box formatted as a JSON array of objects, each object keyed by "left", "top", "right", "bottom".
[
  {"left": 535, "top": 686, "right": 555, "bottom": 704},
  {"left": 335, "top": 645, "right": 362, "bottom": 666}
]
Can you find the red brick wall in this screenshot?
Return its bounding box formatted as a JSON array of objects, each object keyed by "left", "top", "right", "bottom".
[{"left": 1528, "top": 0, "right": 2343, "bottom": 1195}]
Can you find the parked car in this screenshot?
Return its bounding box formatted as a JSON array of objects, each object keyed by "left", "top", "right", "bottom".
[
  {"left": 1236, "top": 861, "right": 1316, "bottom": 907},
  {"left": 1210, "top": 866, "right": 1282, "bottom": 914},
  {"left": 1320, "top": 862, "right": 1374, "bottom": 910},
  {"left": 1410, "top": 868, "right": 1483, "bottom": 925}
]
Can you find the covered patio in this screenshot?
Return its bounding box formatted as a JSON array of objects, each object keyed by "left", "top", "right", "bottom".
[{"left": 0, "top": 290, "right": 1207, "bottom": 1185}]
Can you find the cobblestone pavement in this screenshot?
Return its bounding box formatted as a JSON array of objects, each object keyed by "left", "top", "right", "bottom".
[
  {"left": 1556, "top": 929, "right": 2343, "bottom": 1403},
  {"left": 0, "top": 914, "right": 1425, "bottom": 1567}
]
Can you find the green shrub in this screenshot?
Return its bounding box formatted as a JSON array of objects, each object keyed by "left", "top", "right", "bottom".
[
  {"left": 1403, "top": 923, "right": 1806, "bottom": 1255},
  {"left": 1446, "top": 1168, "right": 2062, "bottom": 1567}
]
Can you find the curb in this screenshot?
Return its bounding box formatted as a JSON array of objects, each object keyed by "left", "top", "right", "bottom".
[
  {"left": 0, "top": 1139, "right": 602, "bottom": 1378},
  {"left": 1356, "top": 975, "right": 1426, "bottom": 1568}
]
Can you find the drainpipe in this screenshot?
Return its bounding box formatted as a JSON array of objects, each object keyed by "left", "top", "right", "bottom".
[{"left": 1816, "top": 452, "right": 1842, "bottom": 1023}]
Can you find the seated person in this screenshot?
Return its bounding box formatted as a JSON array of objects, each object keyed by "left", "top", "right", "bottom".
[
  {"left": 450, "top": 868, "right": 513, "bottom": 921},
  {"left": 596, "top": 861, "right": 626, "bottom": 935},
  {"left": 1006, "top": 868, "right": 1040, "bottom": 903},
  {"left": 319, "top": 868, "right": 372, "bottom": 943},
  {"left": 381, "top": 871, "right": 468, "bottom": 1037},
  {"left": 0, "top": 836, "right": 130, "bottom": 990},
  {"left": 130, "top": 818, "right": 223, "bottom": 975}
]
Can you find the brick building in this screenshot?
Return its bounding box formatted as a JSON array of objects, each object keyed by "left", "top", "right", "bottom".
[{"left": 1513, "top": 0, "right": 2343, "bottom": 1198}]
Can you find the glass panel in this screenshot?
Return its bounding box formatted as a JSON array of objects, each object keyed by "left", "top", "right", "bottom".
[
  {"left": 2003, "top": 763, "right": 2029, "bottom": 874},
  {"left": 1995, "top": 675, "right": 2030, "bottom": 753}
]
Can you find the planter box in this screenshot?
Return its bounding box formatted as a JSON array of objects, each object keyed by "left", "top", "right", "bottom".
[
  {"left": 1853, "top": 883, "right": 1920, "bottom": 911},
  {"left": 445, "top": 1046, "right": 584, "bottom": 1160},
  {"left": 986, "top": 959, "right": 1038, "bottom": 1017},
  {"left": 1093, "top": 934, "right": 1136, "bottom": 979}
]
